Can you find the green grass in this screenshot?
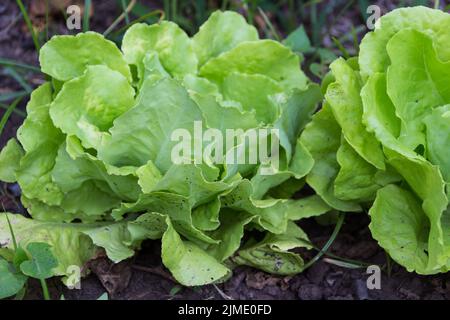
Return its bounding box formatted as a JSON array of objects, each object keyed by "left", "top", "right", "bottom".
[
  {"left": 302, "top": 213, "right": 346, "bottom": 271},
  {"left": 0, "top": 97, "right": 23, "bottom": 138},
  {"left": 83, "top": 0, "right": 92, "bottom": 32},
  {"left": 15, "top": 0, "right": 40, "bottom": 52}
]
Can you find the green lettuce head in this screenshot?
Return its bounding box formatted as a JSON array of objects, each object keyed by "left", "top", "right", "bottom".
[
  {"left": 0, "top": 11, "right": 322, "bottom": 286},
  {"left": 301, "top": 6, "right": 450, "bottom": 274}
]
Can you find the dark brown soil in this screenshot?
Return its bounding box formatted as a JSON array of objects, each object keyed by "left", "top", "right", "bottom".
[
  {"left": 1, "top": 0, "right": 449, "bottom": 300},
  {"left": 46, "top": 214, "right": 448, "bottom": 301}
]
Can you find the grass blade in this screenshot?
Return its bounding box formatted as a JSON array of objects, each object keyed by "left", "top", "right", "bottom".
[
  {"left": 45, "top": 0, "right": 49, "bottom": 41},
  {"left": 164, "top": 0, "right": 170, "bottom": 20},
  {"left": 0, "top": 97, "right": 23, "bottom": 137},
  {"left": 0, "top": 91, "right": 28, "bottom": 103},
  {"left": 83, "top": 0, "right": 92, "bottom": 32},
  {"left": 121, "top": 0, "right": 130, "bottom": 24},
  {"left": 15, "top": 0, "right": 40, "bottom": 52},
  {"left": 0, "top": 58, "right": 40, "bottom": 73},
  {"left": 323, "top": 258, "right": 366, "bottom": 269},
  {"left": 3, "top": 67, "right": 33, "bottom": 93},
  {"left": 332, "top": 36, "right": 350, "bottom": 59},
  {"left": 104, "top": 0, "right": 137, "bottom": 37},
  {"left": 171, "top": 0, "right": 177, "bottom": 22},
  {"left": 4, "top": 213, "right": 18, "bottom": 251},
  {"left": 40, "top": 279, "right": 51, "bottom": 300},
  {"left": 0, "top": 103, "right": 26, "bottom": 117},
  {"left": 302, "top": 213, "right": 345, "bottom": 271},
  {"left": 112, "top": 10, "right": 165, "bottom": 36},
  {"left": 257, "top": 7, "right": 281, "bottom": 41}
]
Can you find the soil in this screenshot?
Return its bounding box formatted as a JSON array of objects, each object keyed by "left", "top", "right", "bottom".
[{"left": 1, "top": 0, "right": 449, "bottom": 300}]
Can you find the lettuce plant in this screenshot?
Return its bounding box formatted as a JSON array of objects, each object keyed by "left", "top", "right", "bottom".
[
  {"left": 0, "top": 11, "right": 323, "bottom": 286},
  {"left": 300, "top": 6, "right": 450, "bottom": 274}
]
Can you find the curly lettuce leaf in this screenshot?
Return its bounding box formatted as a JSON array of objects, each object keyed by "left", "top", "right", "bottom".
[
  {"left": 162, "top": 217, "right": 230, "bottom": 285},
  {"left": 423, "top": 105, "right": 450, "bottom": 183},
  {"left": 0, "top": 213, "right": 99, "bottom": 278},
  {"left": 369, "top": 185, "right": 438, "bottom": 274},
  {"left": 300, "top": 103, "right": 361, "bottom": 212},
  {"left": 200, "top": 40, "right": 308, "bottom": 91},
  {"left": 122, "top": 21, "right": 197, "bottom": 82},
  {"left": 50, "top": 65, "right": 135, "bottom": 150},
  {"left": 40, "top": 32, "right": 131, "bottom": 82},
  {"left": 193, "top": 10, "right": 258, "bottom": 67},
  {"left": 386, "top": 29, "right": 450, "bottom": 149},
  {"left": 0, "top": 139, "right": 24, "bottom": 183},
  {"left": 98, "top": 78, "right": 203, "bottom": 171},
  {"left": 359, "top": 6, "right": 450, "bottom": 79},
  {"left": 233, "top": 222, "right": 311, "bottom": 275},
  {"left": 327, "top": 58, "right": 385, "bottom": 169}
]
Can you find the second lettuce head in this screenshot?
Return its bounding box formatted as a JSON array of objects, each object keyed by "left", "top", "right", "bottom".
[{"left": 301, "top": 6, "right": 450, "bottom": 274}]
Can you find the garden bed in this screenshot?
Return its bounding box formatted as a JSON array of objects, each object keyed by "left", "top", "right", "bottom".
[{"left": 1, "top": 0, "right": 449, "bottom": 300}]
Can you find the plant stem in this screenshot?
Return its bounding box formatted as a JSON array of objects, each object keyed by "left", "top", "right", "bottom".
[
  {"left": 40, "top": 279, "right": 50, "bottom": 300},
  {"left": 104, "top": 0, "right": 137, "bottom": 37},
  {"left": 0, "top": 97, "right": 23, "bottom": 138},
  {"left": 45, "top": 0, "right": 49, "bottom": 41},
  {"left": 83, "top": 0, "right": 91, "bottom": 32},
  {"left": 0, "top": 58, "right": 40, "bottom": 73},
  {"left": 121, "top": 0, "right": 130, "bottom": 24},
  {"left": 4, "top": 213, "right": 18, "bottom": 251},
  {"left": 164, "top": 0, "right": 170, "bottom": 20},
  {"left": 15, "top": 0, "right": 40, "bottom": 52},
  {"left": 4, "top": 67, "right": 33, "bottom": 93},
  {"left": 302, "top": 212, "right": 345, "bottom": 271},
  {"left": 0, "top": 103, "right": 26, "bottom": 117},
  {"left": 111, "top": 10, "right": 165, "bottom": 36},
  {"left": 171, "top": 0, "right": 177, "bottom": 22},
  {"left": 257, "top": 7, "right": 281, "bottom": 41}
]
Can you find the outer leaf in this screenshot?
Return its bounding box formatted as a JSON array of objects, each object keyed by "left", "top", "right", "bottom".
[
  {"left": 423, "top": 105, "right": 450, "bottom": 182},
  {"left": 17, "top": 83, "right": 62, "bottom": 154},
  {"left": 199, "top": 40, "right": 307, "bottom": 91},
  {"left": 233, "top": 222, "right": 310, "bottom": 275},
  {"left": 300, "top": 104, "right": 361, "bottom": 212},
  {"left": 111, "top": 192, "right": 218, "bottom": 245},
  {"left": 327, "top": 58, "right": 385, "bottom": 169},
  {"left": 193, "top": 10, "right": 258, "bottom": 67},
  {"left": 221, "top": 180, "right": 289, "bottom": 234},
  {"left": 53, "top": 137, "right": 141, "bottom": 202},
  {"left": 385, "top": 148, "right": 448, "bottom": 270},
  {"left": 122, "top": 22, "right": 197, "bottom": 81},
  {"left": 221, "top": 72, "right": 282, "bottom": 124},
  {"left": 251, "top": 139, "right": 313, "bottom": 200},
  {"left": 50, "top": 65, "right": 135, "bottom": 149},
  {"left": 359, "top": 6, "right": 450, "bottom": 79},
  {"left": 16, "top": 143, "right": 63, "bottom": 206},
  {"left": 386, "top": 29, "right": 450, "bottom": 149},
  {"left": 287, "top": 195, "right": 331, "bottom": 220},
  {"left": 98, "top": 78, "right": 203, "bottom": 171},
  {"left": 0, "top": 139, "right": 24, "bottom": 183},
  {"left": 361, "top": 73, "right": 405, "bottom": 155},
  {"left": 190, "top": 91, "right": 258, "bottom": 132},
  {"left": 152, "top": 164, "right": 233, "bottom": 207},
  {"left": 334, "top": 139, "right": 400, "bottom": 201},
  {"left": 40, "top": 32, "right": 131, "bottom": 82},
  {"left": 275, "top": 84, "right": 322, "bottom": 162},
  {"left": 369, "top": 185, "right": 432, "bottom": 274},
  {"left": 162, "top": 218, "right": 230, "bottom": 286},
  {"left": 208, "top": 209, "right": 254, "bottom": 261},
  {"left": 0, "top": 213, "right": 99, "bottom": 278},
  {"left": 192, "top": 198, "right": 221, "bottom": 231}
]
